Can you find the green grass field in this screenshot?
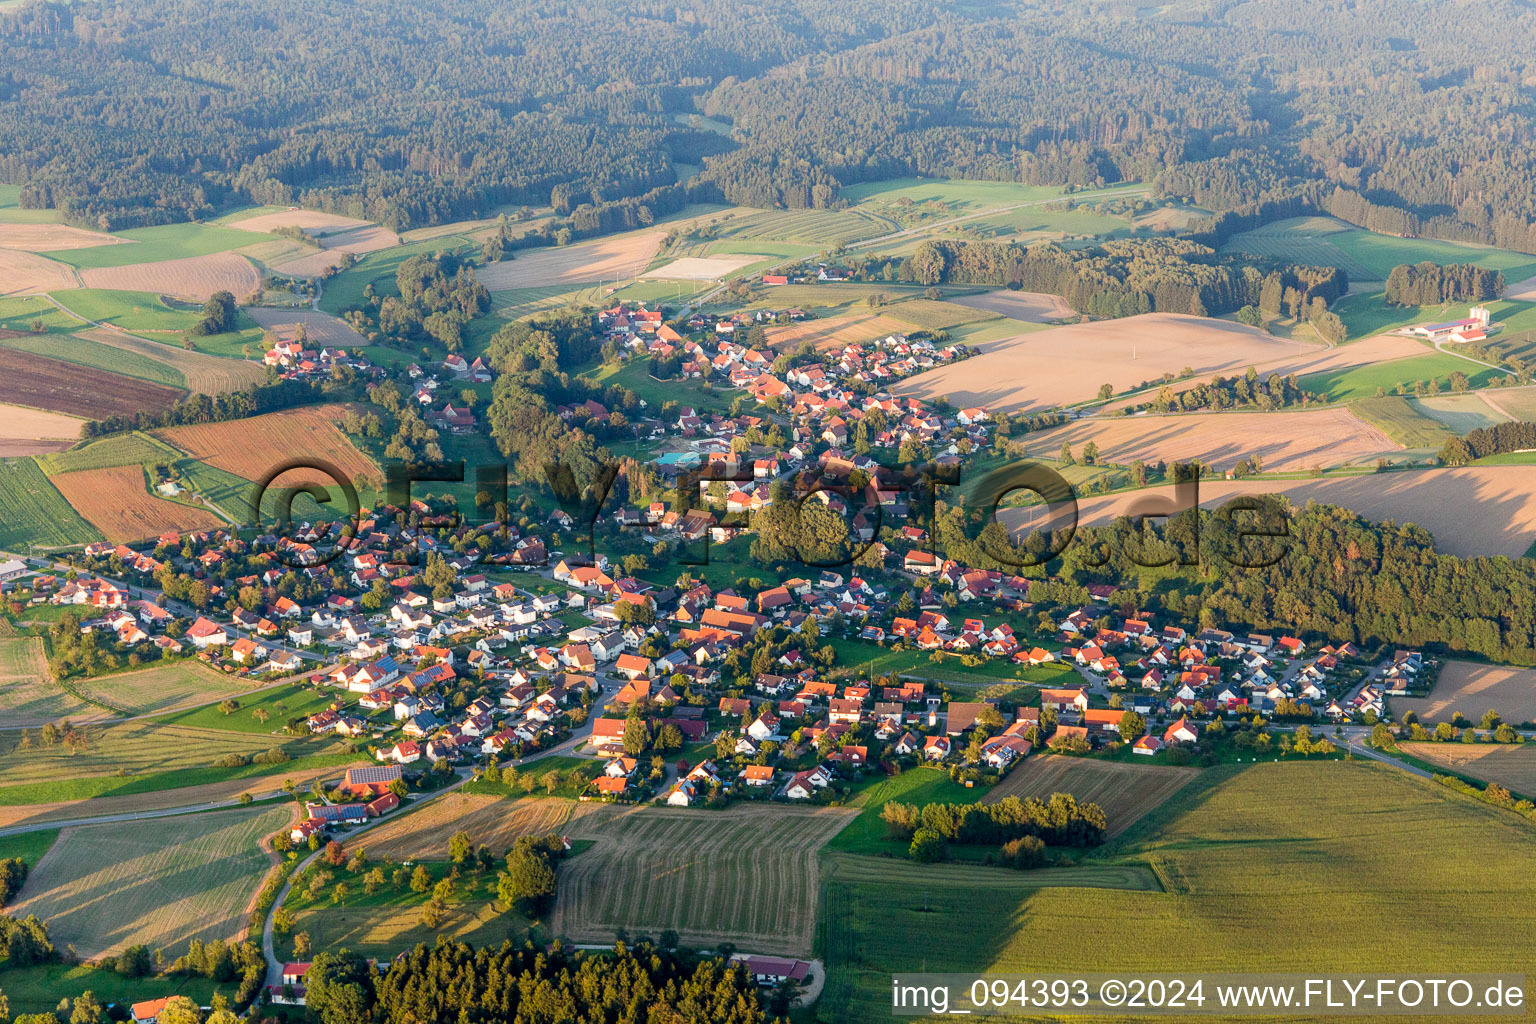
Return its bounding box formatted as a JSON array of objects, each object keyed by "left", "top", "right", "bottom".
[
  {"left": 0, "top": 458, "right": 99, "bottom": 549},
  {"left": 153, "top": 684, "right": 336, "bottom": 734},
  {"left": 1299, "top": 354, "right": 1500, "bottom": 402},
  {"left": 826, "top": 766, "right": 982, "bottom": 857},
  {"left": 0, "top": 828, "right": 59, "bottom": 868},
  {"left": 1224, "top": 216, "right": 1536, "bottom": 283},
  {"left": 0, "top": 965, "right": 222, "bottom": 1017},
  {"left": 824, "top": 637, "right": 1078, "bottom": 687},
  {"left": 1410, "top": 394, "right": 1511, "bottom": 433},
  {"left": 817, "top": 760, "right": 1536, "bottom": 1022},
  {"left": 0, "top": 296, "right": 87, "bottom": 335},
  {"left": 1348, "top": 396, "right": 1456, "bottom": 448},
  {"left": 50, "top": 288, "right": 198, "bottom": 331},
  {"left": 582, "top": 358, "right": 742, "bottom": 414},
  {"left": 39, "top": 223, "right": 272, "bottom": 269},
  {"left": 0, "top": 329, "right": 185, "bottom": 388},
  {"left": 37, "top": 431, "right": 182, "bottom": 476}
]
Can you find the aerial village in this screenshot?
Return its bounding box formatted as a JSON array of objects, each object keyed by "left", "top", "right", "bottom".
[{"left": 3, "top": 287, "right": 1424, "bottom": 847}]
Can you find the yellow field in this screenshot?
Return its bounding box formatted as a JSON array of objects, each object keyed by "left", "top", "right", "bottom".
[
  {"left": 554, "top": 803, "right": 855, "bottom": 955},
  {"left": 1393, "top": 660, "right": 1536, "bottom": 725},
  {"left": 476, "top": 231, "right": 665, "bottom": 291},
  {"left": 0, "top": 224, "right": 122, "bottom": 251},
  {"left": 947, "top": 289, "right": 1076, "bottom": 322},
  {"left": 79, "top": 252, "right": 261, "bottom": 302},
  {"left": 0, "top": 404, "right": 83, "bottom": 456},
  {"left": 0, "top": 250, "right": 78, "bottom": 295},
  {"left": 983, "top": 755, "right": 1201, "bottom": 838},
  {"left": 895, "top": 313, "right": 1323, "bottom": 414},
  {"left": 763, "top": 311, "right": 913, "bottom": 352},
  {"left": 245, "top": 307, "right": 368, "bottom": 347},
  {"left": 1033, "top": 466, "right": 1536, "bottom": 559},
  {"left": 12, "top": 805, "right": 292, "bottom": 959},
  {"left": 1021, "top": 407, "right": 1397, "bottom": 473}
]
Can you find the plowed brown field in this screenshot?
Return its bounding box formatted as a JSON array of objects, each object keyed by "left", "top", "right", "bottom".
[
  {"left": 477, "top": 231, "right": 664, "bottom": 290},
  {"left": 155, "top": 403, "right": 376, "bottom": 487},
  {"left": 50, "top": 465, "right": 223, "bottom": 542},
  {"left": 0, "top": 348, "right": 182, "bottom": 419}
]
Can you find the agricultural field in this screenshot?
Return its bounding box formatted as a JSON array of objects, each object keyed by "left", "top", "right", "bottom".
[
  {"left": 49, "top": 464, "right": 224, "bottom": 542},
  {"left": 1478, "top": 385, "right": 1536, "bottom": 422},
  {"left": 224, "top": 209, "right": 374, "bottom": 235},
  {"left": 477, "top": 231, "right": 665, "bottom": 292},
  {"left": 11, "top": 804, "right": 292, "bottom": 959},
  {"left": 0, "top": 329, "right": 186, "bottom": 389},
  {"left": 763, "top": 311, "right": 913, "bottom": 351},
  {"left": 1349, "top": 396, "right": 1457, "bottom": 449},
  {"left": 1299, "top": 352, "right": 1501, "bottom": 402},
  {"left": 78, "top": 251, "right": 261, "bottom": 303},
  {"left": 818, "top": 761, "right": 1536, "bottom": 1022},
  {"left": 1021, "top": 407, "right": 1398, "bottom": 473},
  {"left": 279, "top": 896, "right": 523, "bottom": 963},
  {"left": 357, "top": 794, "right": 604, "bottom": 861},
  {"left": 1408, "top": 393, "right": 1511, "bottom": 434},
  {"left": 38, "top": 223, "right": 272, "bottom": 271},
  {"left": 945, "top": 289, "right": 1077, "bottom": 323},
  {"left": 896, "top": 314, "right": 1321, "bottom": 414},
  {"left": 1392, "top": 660, "right": 1536, "bottom": 726},
  {"left": 1043, "top": 465, "right": 1536, "bottom": 558},
  {"left": 0, "top": 636, "right": 101, "bottom": 727},
  {"left": 71, "top": 328, "right": 264, "bottom": 395},
  {"left": 1399, "top": 742, "right": 1536, "bottom": 794},
  {"left": 826, "top": 767, "right": 981, "bottom": 857},
  {"left": 0, "top": 348, "right": 183, "bottom": 419},
  {"left": 0, "top": 458, "right": 99, "bottom": 549},
  {"left": 0, "top": 223, "right": 121, "bottom": 251},
  {"left": 37, "top": 431, "right": 182, "bottom": 474},
  {"left": 982, "top": 756, "right": 1201, "bottom": 839},
  {"left": 72, "top": 660, "right": 259, "bottom": 717},
  {"left": 555, "top": 803, "right": 855, "bottom": 955},
  {"left": 643, "top": 255, "right": 760, "bottom": 280},
  {"left": 0, "top": 250, "right": 79, "bottom": 295},
  {"left": 0, "top": 404, "right": 82, "bottom": 456},
  {"left": 0, "top": 717, "right": 347, "bottom": 804},
  {"left": 842, "top": 178, "right": 1121, "bottom": 221},
  {"left": 155, "top": 404, "right": 378, "bottom": 489},
  {"left": 244, "top": 307, "right": 368, "bottom": 347},
  {"left": 881, "top": 299, "right": 1001, "bottom": 331},
  {"left": 706, "top": 207, "right": 892, "bottom": 246},
  {"left": 1222, "top": 216, "right": 1536, "bottom": 283}
]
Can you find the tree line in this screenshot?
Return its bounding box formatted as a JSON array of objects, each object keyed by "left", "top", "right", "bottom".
[
  {"left": 1438, "top": 421, "right": 1536, "bottom": 467},
  {"left": 1385, "top": 263, "right": 1504, "bottom": 306}
]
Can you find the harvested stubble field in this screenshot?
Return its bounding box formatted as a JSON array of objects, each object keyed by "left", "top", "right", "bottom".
[
  {"left": 0, "top": 224, "right": 122, "bottom": 251},
  {"left": 12, "top": 804, "right": 293, "bottom": 959},
  {"left": 224, "top": 210, "right": 373, "bottom": 235},
  {"left": 947, "top": 289, "right": 1078, "bottom": 323},
  {"left": 49, "top": 465, "right": 224, "bottom": 542},
  {"left": 0, "top": 404, "right": 82, "bottom": 455},
  {"left": 1478, "top": 385, "right": 1536, "bottom": 423},
  {"left": 0, "top": 763, "right": 348, "bottom": 834},
  {"left": 896, "top": 313, "right": 1326, "bottom": 414},
  {"left": 0, "top": 637, "right": 100, "bottom": 728},
  {"left": 477, "top": 231, "right": 665, "bottom": 291},
  {"left": 763, "top": 311, "right": 913, "bottom": 351},
  {"left": 643, "top": 255, "right": 759, "bottom": 280},
  {"left": 0, "top": 250, "right": 78, "bottom": 295},
  {"left": 1022, "top": 407, "right": 1398, "bottom": 473},
  {"left": 71, "top": 660, "right": 256, "bottom": 717},
  {"left": 1399, "top": 742, "right": 1536, "bottom": 793},
  {"left": 359, "top": 794, "right": 606, "bottom": 861},
  {"left": 554, "top": 803, "right": 855, "bottom": 955},
  {"left": 821, "top": 761, "right": 1536, "bottom": 1022},
  {"left": 155, "top": 404, "right": 377, "bottom": 488},
  {"left": 266, "top": 248, "right": 350, "bottom": 278},
  {"left": 0, "top": 348, "right": 183, "bottom": 419},
  {"left": 321, "top": 224, "right": 400, "bottom": 254},
  {"left": 245, "top": 307, "right": 368, "bottom": 347},
  {"left": 983, "top": 756, "right": 1201, "bottom": 838},
  {"left": 1411, "top": 394, "right": 1510, "bottom": 433},
  {"left": 882, "top": 298, "right": 999, "bottom": 331},
  {"left": 1028, "top": 466, "right": 1536, "bottom": 559},
  {"left": 1392, "top": 660, "right": 1536, "bottom": 726},
  {"left": 79, "top": 252, "right": 261, "bottom": 303},
  {"left": 73, "top": 328, "right": 264, "bottom": 395}
]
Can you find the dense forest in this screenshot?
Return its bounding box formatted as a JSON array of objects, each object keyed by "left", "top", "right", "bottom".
[
  {"left": 9, "top": 0, "right": 1536, "bottom": 247},
  {"left": 899, "top": 238, "right": 1347, "bottom": 319},
  {"left": 301, "top": 940, "right": 782, "bottom": 1024},
  {"left": 1384, "top": 262, "right": 1505, "bottom": 306}
]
